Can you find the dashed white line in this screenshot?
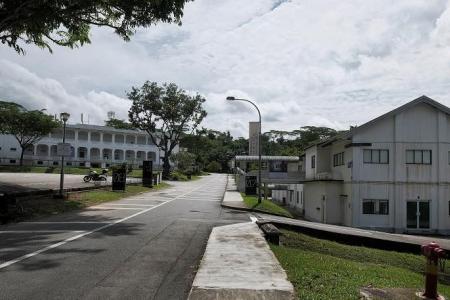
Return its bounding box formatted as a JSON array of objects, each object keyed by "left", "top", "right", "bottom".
[
  {"left": 0, "top": 180, "right": 214, "bottom": 270},
  {"left": 89, "top": 206, "right": 144, "bottom": 210},
  {"left": 0, "top": 230, "right": 86, "bottom": 234}
]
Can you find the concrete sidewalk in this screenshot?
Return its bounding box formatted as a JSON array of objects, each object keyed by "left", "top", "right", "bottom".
[
  {"left": 188, "top": 222, "right": 294, "bottom": 299},
  {"left": 221, "top": 175, "right": 248, "bottom": 210}
]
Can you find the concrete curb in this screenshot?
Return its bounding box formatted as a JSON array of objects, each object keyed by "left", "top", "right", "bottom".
[
  {"left": 2, "top": 179, "right": 143, "bottom": 198},
  {"left": 188, "top": 222, "right": 294, "bottom": 300},
  {"left": 220, "top": 202, "right": 293, "bottom": 218},
  {"left": 255, "top": 215, "right": 450, "bottom": 253}
]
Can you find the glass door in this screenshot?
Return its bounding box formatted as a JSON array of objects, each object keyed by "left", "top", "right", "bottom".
[
  {"left": 419, "top": 201, "right": 430, "bottom": 229},
  {"left": 407, "top": 201, "right": 430, "bottom": 229}
]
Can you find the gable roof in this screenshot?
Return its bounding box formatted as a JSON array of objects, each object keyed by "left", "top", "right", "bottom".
[
  {"left": 349, "top": 95, "right": 450, "bottom": 136},
  {"left": 303, "top": 95, "right": 449, "bottom": 151}
]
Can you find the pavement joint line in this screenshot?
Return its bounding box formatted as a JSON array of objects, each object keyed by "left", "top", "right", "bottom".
[{"left": 0, "top": 179, "right": 216, "bottom": 270}]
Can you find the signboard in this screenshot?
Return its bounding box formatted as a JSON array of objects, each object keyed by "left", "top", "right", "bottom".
[
  {"left": 57, "top": 143, "right": 72, "bottom": 156},
  {"left": 142, "top": 160, "right": 153, "bottom": 188},
  {"left": 112, "top": 166, "right": 127, "bottom": 191},
  {"left": 245, "top": 175, "right": 257, "bottom": 195}
]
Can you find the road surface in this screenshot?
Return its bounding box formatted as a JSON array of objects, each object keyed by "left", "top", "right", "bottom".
[
  {"left": 0, "top": 174, "right": 249, "bottom": 299},
  {"left": 0, "top": 172, "right": 140, "bottom": 194}
]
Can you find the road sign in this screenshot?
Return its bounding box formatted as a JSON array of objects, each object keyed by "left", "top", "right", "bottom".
[{"left": 57, "top": 143, "right": 72, "bottom": 156}]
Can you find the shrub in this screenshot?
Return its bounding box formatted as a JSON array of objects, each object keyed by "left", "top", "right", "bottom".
[
  {"left": 205, "top": 161, "right": 221, "bottom": 173},
  {"left": 45, "top": 166, "right": 55, "bottom": 173},
  {"left": 170, "top": 171, "right": 188, "bottom": 181}
]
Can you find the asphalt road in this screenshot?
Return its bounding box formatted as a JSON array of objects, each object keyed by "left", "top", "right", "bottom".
[
  {"left": 0, "top": 173, "right": 141, "bottom": 194},
  {"left": 0, "top": 174, "right": 250, "bottom": 299}
]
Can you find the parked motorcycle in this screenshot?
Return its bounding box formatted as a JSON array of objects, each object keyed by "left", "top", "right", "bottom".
[{"left": 83, "top": 169, "right": 108, "bottom": 182}]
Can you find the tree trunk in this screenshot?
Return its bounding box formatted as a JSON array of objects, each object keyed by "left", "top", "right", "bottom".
[
  {"left": 162, "top": 155, "right": 171, "bottom": 180},
  {"left": 19, "top": 146, "right": 25, "bottom": 166}
]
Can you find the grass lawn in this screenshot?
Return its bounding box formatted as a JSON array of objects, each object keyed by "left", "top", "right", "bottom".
[
  {"left": 0, "top": 165, "right": 162, "bottom": 178},
  {"left": 241, "top": 193, "right": 293, "bottom": 218},
  {"left": 11, "top": 183, "right": 170, "bottom": 221},
  {"left": 271, "top": 230, "right": 450, "bottom": 300}
]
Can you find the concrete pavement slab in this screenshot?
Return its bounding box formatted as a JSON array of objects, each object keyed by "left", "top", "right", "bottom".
[{"left": 188, "top": 222, "right": 294, "bottom": 300}]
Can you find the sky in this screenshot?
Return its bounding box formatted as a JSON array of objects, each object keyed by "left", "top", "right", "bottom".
[{"left": 1, "top": 0, "right": 450, "bottom": 137}]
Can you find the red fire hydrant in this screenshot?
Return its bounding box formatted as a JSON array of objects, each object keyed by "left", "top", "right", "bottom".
[{"left": 420, "top": 242, "right": 446, "bottom": 300}]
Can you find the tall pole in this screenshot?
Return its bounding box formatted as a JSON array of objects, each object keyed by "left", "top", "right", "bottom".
[
  {"left": 257, "top": 108, "right": 262, "bottom": 204},
  {"left": 59, "top": 112, "right": 70, "bottom": 197},
  {"left": 59, "top": 120, "right": 66, "bottom": 197},
  {"left": 226, "top": 97, "right": 262, "bottom": 204}
]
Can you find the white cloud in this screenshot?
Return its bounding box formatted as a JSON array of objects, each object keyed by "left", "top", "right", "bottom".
[{"left": 1, "top": 0, "right": 450, "bottom": 137}]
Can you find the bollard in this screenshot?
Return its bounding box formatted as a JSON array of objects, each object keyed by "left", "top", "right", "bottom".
[{"left": 419, "top": 242, "right": 446, "bottom": 300}]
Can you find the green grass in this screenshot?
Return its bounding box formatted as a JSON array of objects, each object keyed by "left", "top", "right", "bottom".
[
  {"left": 271, "top": 230, "right": 450, "bottom": 299},
  {"left": 0, "top": 165, "right": 161, "bottom": 178},
  {"left": 9, "top": 183, "right": 170, "bottom": 221},
  {"left": 241, "top": 193, "right": 293, "bottom": 218}
]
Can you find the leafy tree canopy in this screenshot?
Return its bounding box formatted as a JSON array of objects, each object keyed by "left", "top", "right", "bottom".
[
  {"left": 105, "top": 118, "right": 135, "bottom": 130},
  {"left": 0, "top": 101, "right": 60, "bottom": 165},
  {"left": 128, "top": 81, "right": 206, "bottom": 179},
  {"left": 0, "top": 0, "right": 191, "bottom": 54}
]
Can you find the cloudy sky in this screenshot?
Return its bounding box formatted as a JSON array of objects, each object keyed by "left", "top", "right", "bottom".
[{"left": 1, "top": 0, "right": 450, "bottom": 137}]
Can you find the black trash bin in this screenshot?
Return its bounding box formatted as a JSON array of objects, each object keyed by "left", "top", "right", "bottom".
[
  {"left": 0, "top": 193, "right": 9, "bottom": 223},
  {"left": 112, "top": 164, "right": 127, "bottom": 191}
]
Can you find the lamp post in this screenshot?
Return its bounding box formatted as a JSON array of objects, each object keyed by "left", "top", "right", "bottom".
[
  {"left": 59, "top": 112, "right": 70, "bottom": 197},
  {"left": 226, "top": 96, "right": 262, "bottom": 204}
]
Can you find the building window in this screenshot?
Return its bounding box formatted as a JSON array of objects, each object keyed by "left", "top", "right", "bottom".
[
  {"left": 10, "top": 148, "right": 16, "bottom": 151},
  {"left": 363, "top": 149, "right": 389, "bottom": 164},
  {"left": 9, "top": 159, "right": 16, "bottom": 164},
  {"left": 311, "top": 155, "right": 316, "bottom": 169},
  {"left": 362, "top": 199, "right": 389, "bottom": 215},
  {"left": 406, "top": 150, "right": 431, "bottom": 164},
  {"left": 37, "top": 161, "right": 43, "bottom": 165},
  {"left": 333, "top": 152, "right": 345, "bottom": 167},
  {"left": 53, "top": 161, "right": 59, "bottom": 166}
]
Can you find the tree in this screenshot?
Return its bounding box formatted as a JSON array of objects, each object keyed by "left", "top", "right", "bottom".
[
  {"left": 0, "top": 102, "right": 60, "bottom": 166},
  {"left": 0, "top": 0, "right": 191, "bottom": 54},
  {"left": 105, "top": 118, "right": 135, "bottom": 130},
  {"left": 205, "top": 161, "right": 221, "bottom": 173},
  {"left": 128, "top": 81, "right": 207, "bottom": 179},
  {"left": 171, "top": 151, "right": 196, "bottom": 173}
]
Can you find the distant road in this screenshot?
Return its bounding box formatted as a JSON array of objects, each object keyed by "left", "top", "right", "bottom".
[
  {"left": 0, "top": 174, "right": 249, "bottom": 299},
  {"left": 0, "top": 172, "right": 140, "bottom": 194}
]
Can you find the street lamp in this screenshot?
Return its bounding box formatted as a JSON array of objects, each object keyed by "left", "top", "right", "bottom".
[
  {"left": 59, "top": 112, "right": 70, "bottom": 197},
  {"left": 226, "top": 96, "right": 262, "bottom": 204}
]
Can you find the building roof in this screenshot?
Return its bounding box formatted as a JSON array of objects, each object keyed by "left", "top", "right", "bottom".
[
  {"left": 349, "top": 95, "right": 450, "bottom": 135},
  {"left": 66, "top": 124, "right": 148, "bottom": 135},
  {"left": 303, "top": 95, "right": 448, "bottom": 150},
  {"left": 235, "top": 155, "right": 299, "bottom": 162}
]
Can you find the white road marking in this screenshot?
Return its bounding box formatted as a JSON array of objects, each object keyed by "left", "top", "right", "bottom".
[
  {"left": 20, "top": 221, "right": 115, "bottom": 224},
  {"left": 0, "top": 230, "right": 86, "bottom": 234},
  {"left": 179, "top": 199, "right": 221, "bottom": 202},
  {"left": 0, "top": 181, "right": 213, "bottom": 270},
  {"left": 89, "top": 206, "right": 144, "bottom": 210},
  {"left": 102, "top": 204, "right": 156, "bottom": 207}
]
